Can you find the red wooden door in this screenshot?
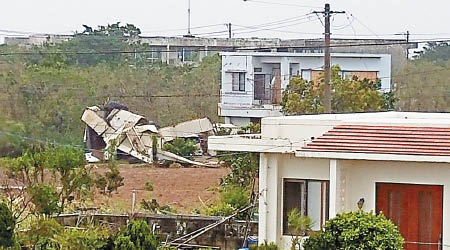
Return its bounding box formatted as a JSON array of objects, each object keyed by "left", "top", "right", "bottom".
[{"left": 376, "top": 183, "right": 443, "bottom": 250}]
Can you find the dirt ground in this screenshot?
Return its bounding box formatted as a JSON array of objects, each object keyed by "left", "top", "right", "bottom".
[
  {"left": 93, "top": 164, "right": 229, "bottom": 214},
  {"left": 0, "top": 164, "right": 229, "bottom": 215}
]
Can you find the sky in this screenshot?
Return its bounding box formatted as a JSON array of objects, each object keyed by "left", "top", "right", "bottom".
[{"left": 1, "top": 0, "right": 450, "bottom": 42}]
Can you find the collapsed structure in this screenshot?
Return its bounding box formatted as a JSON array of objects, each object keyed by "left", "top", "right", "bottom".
[{"left": 81, "top": 102, "right": 214, "bottom": 165}]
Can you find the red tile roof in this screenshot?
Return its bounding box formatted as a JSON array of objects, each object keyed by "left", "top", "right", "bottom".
[{"left": 300, "top": 125, "right": 450, "bottom": 156}]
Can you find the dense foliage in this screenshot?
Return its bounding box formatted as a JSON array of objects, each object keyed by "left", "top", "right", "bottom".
[
  {"left": 393, "top": 42, "right": 450, "bottom": 112},
  {"left": 0, "top": 202, "right": 16, "bottom": 248},
  {"left": 0, "top": 45, "right": 221, "bottom": 151},
  {"left": 114, "top": 220, "right": 159, "bottom": 250},
  {"left": 281, "top": 66, "right": 394, "bottom": 115},
  {"left": 394, "top": 60, "right": 450, "bottom": 112},
  {"left": 303, "top": 210, "right": 404, "bottom": 250},
  {"left": 414, "top": 42, "right": 450, "bottom": 64},
  {"left": 162, "top": 138, "right": 199, "bottom": 157},
  {"left": 0, "top": 146, "right": 91, "bottom": 219}
]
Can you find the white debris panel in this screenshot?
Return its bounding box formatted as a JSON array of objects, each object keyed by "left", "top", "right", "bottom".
[
  {"left": 159, "top": 117, "right": 214, "bottom": 143},
  {"left": 81, "top": 105, "right": 212, "bottom": 166}
]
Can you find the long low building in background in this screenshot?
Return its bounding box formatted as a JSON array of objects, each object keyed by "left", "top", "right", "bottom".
[{"left": 4, "top": 35, "right": 414, "bottom": 67}]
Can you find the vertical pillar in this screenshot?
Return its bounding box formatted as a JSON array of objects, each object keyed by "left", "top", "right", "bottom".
[
  {"left": 265, "top": 154, "right": 280, "bottom": 243},
  {"left": 329, "top": 159, "right": 338, "bottom": 218},
  {"left": 166, "top": 44, "right": 170, "bottom": 64},
  {"left": 280, "top": 57, "right": 290, "bottom": 90},
  {"left": 258, "top": 154, "right": 268, "bottom": 242}
]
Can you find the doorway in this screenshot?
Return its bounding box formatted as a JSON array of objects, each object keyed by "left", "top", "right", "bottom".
[{"left": 376, "top": 183, "right": 443, "bottom": 250}]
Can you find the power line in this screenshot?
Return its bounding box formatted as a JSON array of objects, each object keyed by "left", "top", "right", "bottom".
[
  {"left": 232, "top": 17, "right": 320, "bottom": 35},
  {"left": 350, "top": 14, "right": 379, "bottom": 38}
]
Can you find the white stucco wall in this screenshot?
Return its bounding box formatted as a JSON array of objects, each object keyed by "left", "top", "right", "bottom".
[
  {"left": 259, "top": 153, "right": 330, "bottom": 249},
  {"left": 258, "top": 154, "right": 450, "bottom": 249}
]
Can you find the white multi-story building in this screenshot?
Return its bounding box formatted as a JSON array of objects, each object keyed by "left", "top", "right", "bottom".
[{"left": 219, "top": 52, "right": 391, "bottom": 126}]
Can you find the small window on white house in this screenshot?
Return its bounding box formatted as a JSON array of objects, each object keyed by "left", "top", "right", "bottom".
[
  {"left": 232, "top": 72, "right": 246, "bottom": 91},
  {"left": 283, "top": 179, "right": 329, "bottom": 235}
]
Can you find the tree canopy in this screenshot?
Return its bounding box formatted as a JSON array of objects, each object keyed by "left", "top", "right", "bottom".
[
  {"left": 414, "top": 42, "right": 450, "bottom": 64},
  {"left": 281, "top": 66, "right": 394, "bottom": 115}
]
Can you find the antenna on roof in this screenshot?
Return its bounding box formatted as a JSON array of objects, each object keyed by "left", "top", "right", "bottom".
[{"left": 184, "top": 0, "right": 195, "bottom": 38}]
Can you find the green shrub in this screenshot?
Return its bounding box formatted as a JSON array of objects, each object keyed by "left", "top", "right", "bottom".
[
  {"left": 56, "top": 227, "right": 109, "bottom": 250},
  {"left": 254, "top": 240, "right": 280, "bottom": 250},
  {"left": 28, "top": 184, "right": 61, "bottom": 215},
  {"left": 0, "top": 202, "right": 16, "bottom": 248},
  {"left": 114, "top": 220, "right": 159, "bottom": 250},
  {"left": 205, "top": 185, "right": 250, "bottom": 218},
  {"left": 162, "top": 138, "right": 199, "bottom": 157},
  {"left": 144, "top": 181, "right": 154, "bottom": 191},
  {"left": 19, "top": 217, "right": 62, "bottom": 250},
  {"left": 303, "top": 210, "right": 404, "bottom": 250}
]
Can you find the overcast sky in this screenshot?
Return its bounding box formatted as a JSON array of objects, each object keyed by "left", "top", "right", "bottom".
[{"left": 1, "top": 0, "right": 449, "bottom": 42}]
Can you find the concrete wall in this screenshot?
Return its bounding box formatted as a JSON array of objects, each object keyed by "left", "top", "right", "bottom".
[{"left": 56, "top": 213, "right": 258, "bottom": 250}]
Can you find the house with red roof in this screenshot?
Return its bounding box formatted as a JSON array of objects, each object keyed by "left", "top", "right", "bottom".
[{"left": 208, "top": 112, "right": 450, "bottom": 249}]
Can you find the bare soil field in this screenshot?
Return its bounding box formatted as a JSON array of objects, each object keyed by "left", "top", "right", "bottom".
[
  {"left": 0, "top": 164, "right": 229, "bottom": 215},
  {"left": 92, "top": 164, "right": 229, "bottom": 214}
]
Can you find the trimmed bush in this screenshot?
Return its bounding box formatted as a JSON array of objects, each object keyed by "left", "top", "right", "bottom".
[
  {"left": 114, "top": 220, "right": 159, "bottom": 250},
  {"left": 303, "top": 210, "right": 404, "bottom": 250}
]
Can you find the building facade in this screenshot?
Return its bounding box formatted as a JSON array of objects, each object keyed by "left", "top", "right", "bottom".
[
  {"left": 4, "top": 35, "right": 413, "bottom": 66},
  {"left": 208, "top": 112, "right": 450, "bottom": 249},
  {"left": 219, "top": 52, "right": 391, "bottom": 126}
]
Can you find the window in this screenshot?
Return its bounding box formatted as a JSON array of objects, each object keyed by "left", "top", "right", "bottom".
[
  {"left": 283, "top": 179, "right": 329, "bottom": 234},
  {"left": 342, "top": 71, "right": 378, "bottom": 81},
  {"left": 232, "top": 72, "right": 246, "bottom": 91}
]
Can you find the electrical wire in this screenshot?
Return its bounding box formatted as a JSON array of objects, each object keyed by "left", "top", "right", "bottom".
[
  {"left": 232, "top": 17, "right": 321, "bottom": 35},
  {"left": 350, "top": 14, "right": 379, "bottom": 38}
]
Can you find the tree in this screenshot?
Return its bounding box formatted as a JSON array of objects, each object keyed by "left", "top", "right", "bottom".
[
  {"left": 28, "top": 184, "right": 61, "bottom": 215},
  {"left": 281, "top": 66, "right": 393, "bottom": 115},
  {"left": 28, "top": 22, "right": 146, "bottom": 67},
  {"left": 0, "top": 202, "right": 16, "bottom": 248},
  {"left": 303, "top": 210, "right": 404, "bottom": 250},
  {"left": 414, "top": 42, "right": 450, "bottom": 64},
  {"left": 394, "top": 60, "right": 450, "bottom": 112},
  {"left": 0, "top": 53, "right": 221, "bottom": 147},
  {"left": 1, "top": 146, "right": 92, "bottom": 219},
  {"left": 94, "top": 142, "right": 124, "bottom": 196}
]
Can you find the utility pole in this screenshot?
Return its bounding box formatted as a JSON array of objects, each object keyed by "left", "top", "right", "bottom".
[
  {"left": 395, "top": 31, "right": 410, "bottom": 59},
  {"left": 406, "top": 30, "right": 410, "bottom": 59},
  {"left": 313, "top": 4, "right": 345, "bottom": 113},
  {"left": 227, "top": 23, "right": 232, "bottom": 39}
]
